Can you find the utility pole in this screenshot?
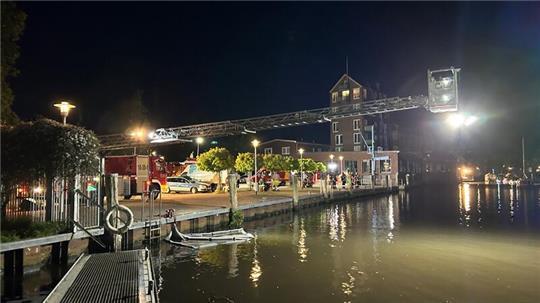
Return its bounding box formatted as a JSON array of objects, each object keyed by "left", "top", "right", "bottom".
[{"left": 522, "top": 136, "right": 527, "bottom": 179}]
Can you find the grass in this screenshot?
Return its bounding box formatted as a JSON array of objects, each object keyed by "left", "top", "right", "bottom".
[{"left": 1, "top": 216, "right": 70, "bottom": 243}]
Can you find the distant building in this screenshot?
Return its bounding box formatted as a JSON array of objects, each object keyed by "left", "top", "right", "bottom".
[
  {"left": 329, "top": 74, "right": 396, "bottom": 152},
  {"left": 259, "top": 139, "right": 331, "bottom": 158},
  {"left": 328, "top": 72, "right": 458, "bottom": 184}
]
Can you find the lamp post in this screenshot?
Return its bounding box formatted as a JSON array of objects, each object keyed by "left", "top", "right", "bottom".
[
  {"left": 339, "top": 156, "right": 344, "bottom": 174},
  {"left": 53, "top": 101, "right": 76, "bottom": 125},
  {"left": 298, "top": 148, "right": 304, "bottom": 184},
  {"left": 252, "top": 139, "right": 260, "bottom": 194},
  {"left": 195, "top": 137, "right": 204, "bottom": 157}
]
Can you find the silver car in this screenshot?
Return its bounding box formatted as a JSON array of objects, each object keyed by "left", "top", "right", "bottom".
[{"left": 167, "top": 177, "right": 209, "bottom": 194}]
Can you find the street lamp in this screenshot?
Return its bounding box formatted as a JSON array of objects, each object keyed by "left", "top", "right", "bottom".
[
  {"left": 53, "top": 101, "right": 76, "bottom": 125},
  {"left": 339, "top": 156, "right": 344, "bottom": 174},
  {"left": 195, "top": 137, "right": 204, "bottom": 157},
  {"left": 329, "top": 154, "right": 335, "bottom": 163},
  {"left": 298, "top": 148, "right": 304, "bottom": 183},
  {"left": 252, "top": 139, "right": 260, "bottom": 194}
]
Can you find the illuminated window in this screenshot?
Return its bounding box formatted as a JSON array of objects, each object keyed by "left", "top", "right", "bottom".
[
  {"left": 282, "top": 146, "right": 290, "bottom": 155},
  {"left": 353, "top": 88, "right": 360, "bottom": 99},
  {"left": 341, "top": 90, "right": 349, "bottom": 100},
  {"left": 353, "top": 133, "right": 362, "bottom": 144},
  {"left": 335, "top": 147, "right": 342, "bottom": 152},
  {"left": 353, "top": 145, "right": 362, "bottom": 151},
  {"left": 335, "top": 134, "right": 343, "bottom": 145},
  {"left": 332, "top": 122, "right": 339, "bottom": 133},
  {"left": 264, "top": 148, "right": 272, "bottom": 154},
  {"left": 353, "top": 119, "right": 361, "bottom": 130},
  {"left": 331, "top": 92, "right": 338, "bottom": 103}
]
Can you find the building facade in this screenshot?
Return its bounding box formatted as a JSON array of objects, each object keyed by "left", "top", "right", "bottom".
[
  {"left": 259, "top": 139, "right": 331, "bottom": 158},
  {"left": 329, "top": 74, "right": 397, "bottom": 152}
]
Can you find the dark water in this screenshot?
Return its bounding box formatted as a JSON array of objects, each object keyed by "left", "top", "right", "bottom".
[
  {"left": 3, "top": 185, "right": 540, "bottom": 302},
  {"left": 157, "top": 185, "right": 540, "bottom": 303}
]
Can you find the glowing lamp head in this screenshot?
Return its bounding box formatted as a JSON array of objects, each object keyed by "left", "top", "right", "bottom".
[
  {"left": 195, "top": 137, "right": 204, "bottom": 144},
  {"left": 339, "top": 156, "right": 344, "bottom": 161},
  {"left": 329, "top": 154, "right": 335, "bottom": 160},
  {"left": 251, "top": 139, "right": 260, "bottom": 147},
  {"left": 328, "top": 162, "right": 337, "bottom": 171},
  {"left": 298, "top": 148, "right": 304, "bottom": 155},
  {"left": 441, "top": 78, "right": 452, "bottom": 87},
  {"left": 54, "top": 101, "right": 76, "bottom": 115}
]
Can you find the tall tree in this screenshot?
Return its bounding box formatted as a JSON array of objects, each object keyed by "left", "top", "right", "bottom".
[
  {"left": 1, "top": 2, "right": 26, "bottom": 125},
  {"left": 197, "top": 147, "right": 234, "bottom": 192}
]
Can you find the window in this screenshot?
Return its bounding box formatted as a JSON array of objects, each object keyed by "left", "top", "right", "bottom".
[
  {"left": 335, "top": 147, "right": 342, "bottom": 152},
  {"left": 335, "top": 134, "right": 343, "bottom": 145},
  {"left": 353, "top": 132, "right": 362, "bottom": 144},
  {"left": 331, "top": 92, "right": 338, "bottom": 103},
  {"left": 380, "top": 160, "right": 391, "bottom": 172},
  {"left": 282, "top": 146, "right": 290, "bottom": 155},
  {"left": 363, "top": 88, "right": 367, "bottom": 99},
  {"left": 345, "top": 160, "right": 358, "bottom": 173},
  {"left": 353, "top": 119, "right": 361, "bottom": 130},
  {"left": 341, "top": 90, "right": 350, "bottom": 100},
  {"left": 264, "top": 147, "right": 272, "bottom": 154},
  {"left": 353, "top": 145, "right": 362, "bottom": 152},
  {"left": 362, "top": 160, "right": 370, "bottom": 173},
  {"left": 332, "top": 122, "right": 339, "bottom": 133},
  {"left": 353, "top": 88, "right": 360, "bottom": 100}
]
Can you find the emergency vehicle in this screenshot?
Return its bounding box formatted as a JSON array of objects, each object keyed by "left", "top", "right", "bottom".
[{"left": 104, "top": 155, "right": 168, "bottom": 199}]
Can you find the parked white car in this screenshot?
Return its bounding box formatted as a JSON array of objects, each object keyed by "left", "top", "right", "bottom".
[{"left": 166, "top": 176, "right": 210, "bottom": 194}]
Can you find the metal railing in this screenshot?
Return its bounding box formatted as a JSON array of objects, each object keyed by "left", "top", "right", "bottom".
[{"left": 3, "top": 175, "right": 102, "bottom": 229}]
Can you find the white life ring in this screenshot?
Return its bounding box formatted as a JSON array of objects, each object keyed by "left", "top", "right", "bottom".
[{"left": 104, "top": 204, "right": 134, "bottom": 234}]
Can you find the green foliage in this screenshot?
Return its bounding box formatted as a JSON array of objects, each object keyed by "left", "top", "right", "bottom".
[
  {"left": 1, "top": 119, "right": 100, "bottom": 188},
  {"left": 228, "top": 209, "right": 244, "bottom": 229},
  {"left": 1, "top": 2, "right": 27, "bottom": 125},
  {"left": 262, "top": 154, "right": 285, "bottom": 172},
  {"left": 197, "top": 147, "right": 234, "bottom": 173},
  {"left": 282, "top": 156, "right": 298, "bottom": 171},
  {"left": 316, "top": 161, "right": 328, "bottom": 173},
  {"left": 234, "top": 152, "right": 254, "bottom": 173},
  {"left": 299, "top": 158, "right": 319, "bottom": 172},
  {"left": 1, "top": 217, "right": 69, "bottom": 243}
]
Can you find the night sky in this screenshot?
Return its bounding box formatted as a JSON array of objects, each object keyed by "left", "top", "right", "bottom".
[{"left": 11, "top": 2, "right": 540, "bottom": 163}]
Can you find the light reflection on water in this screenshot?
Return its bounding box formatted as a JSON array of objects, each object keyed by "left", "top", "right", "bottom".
[
  {"left": 6, "top": 185, "right": 540, "bottom": 302},
  {"left": 156, "top": 185, "right": 540, "bottom": 303}
]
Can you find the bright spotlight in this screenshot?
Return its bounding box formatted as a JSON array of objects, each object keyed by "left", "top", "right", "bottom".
[{"left": 328, "top": 162, "right": 338, "bottom": 171}]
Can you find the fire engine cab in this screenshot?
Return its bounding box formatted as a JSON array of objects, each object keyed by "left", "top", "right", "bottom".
[{"left": 104, "top": 155, "right": 168, "bottom": 199}]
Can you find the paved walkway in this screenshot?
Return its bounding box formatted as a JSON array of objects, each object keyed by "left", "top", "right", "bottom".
[{"left": 121, "top": 187, "right": 322, "bottom": 222}]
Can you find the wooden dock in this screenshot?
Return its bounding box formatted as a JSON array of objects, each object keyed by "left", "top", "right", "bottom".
[{"left": 43, "top": 249, "right": 157, "bottom": 303}]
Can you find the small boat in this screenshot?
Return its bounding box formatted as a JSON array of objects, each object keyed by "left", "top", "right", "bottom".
[{"left": 165, "top": 224, "right": 254, "bottom": 249}]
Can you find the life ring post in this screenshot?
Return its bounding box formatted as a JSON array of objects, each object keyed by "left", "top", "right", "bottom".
[{"left": 104, "top": 174, "right": 126, "bottom": 252}]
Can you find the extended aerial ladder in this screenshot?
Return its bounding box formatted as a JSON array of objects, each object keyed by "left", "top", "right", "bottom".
[{"left": 98, "top": 67, "right": 460, "bottom": 151}]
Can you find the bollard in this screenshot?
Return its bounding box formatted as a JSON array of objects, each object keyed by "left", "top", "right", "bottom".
[
  {"left": 292, "top": 174, "right": 299, "bottom": 210},
  {"left": 228, "top": 173, "right": 239, "bottom": 210}
]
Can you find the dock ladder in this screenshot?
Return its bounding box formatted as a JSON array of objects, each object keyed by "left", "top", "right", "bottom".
[{"left": 142, "top": 190, "right": 162, "bottom": 242}]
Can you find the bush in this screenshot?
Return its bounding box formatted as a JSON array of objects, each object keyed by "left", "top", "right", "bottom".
[
  {"left": 0, "top": 217, "right": 69, "bottom": 243},
  {"left": 228, "top": 209, "right": 244, "bottom": 229}
]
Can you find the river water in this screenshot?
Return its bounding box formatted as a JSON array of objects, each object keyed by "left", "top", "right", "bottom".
[
  {"left": 3, "top": 185, "right": 540, "bottom": 302},
  {"left": 157, "top": 185, "right": 540, "bottom": 303}
]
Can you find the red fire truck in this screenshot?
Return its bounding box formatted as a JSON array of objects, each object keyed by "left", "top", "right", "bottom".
[{"left": 104, "top": 155, "right": 168, "bottom": 199}]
